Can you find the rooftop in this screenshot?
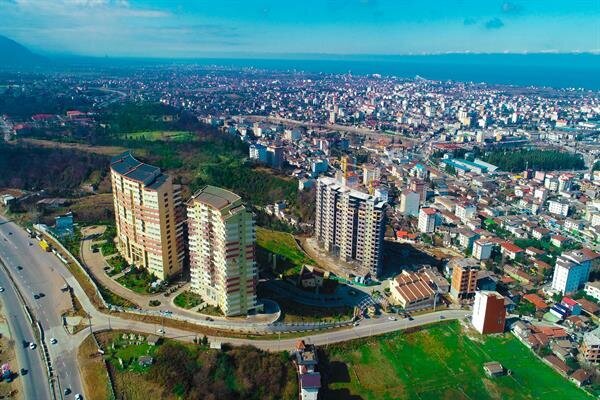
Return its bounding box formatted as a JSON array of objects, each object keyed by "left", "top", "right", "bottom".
[
  {"left": 110, "top": 151, "right": 165, "bottom": 187},
  {"left": 188, "top": 185, "right": 241, "bottom": 210}
]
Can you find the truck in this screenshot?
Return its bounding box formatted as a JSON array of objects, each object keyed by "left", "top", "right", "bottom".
[{"left": 39, "top": 240, "right": 51, "bottom": 252}]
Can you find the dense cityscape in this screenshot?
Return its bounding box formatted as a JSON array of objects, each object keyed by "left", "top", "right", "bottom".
[{"left": 0, "top": 1, "right": 600, "bottom": 400}]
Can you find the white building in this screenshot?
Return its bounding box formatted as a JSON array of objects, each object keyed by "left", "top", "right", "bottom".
[
  {"left": 187, "top": 186, "right": 259, "bottom": 316},
  {"left": 418, "top": 207, "right": 437, "bottom": 233},
  {"left": 548, "top": 199, "right": 570, "bottom": 217},
  {"left": 249, "top": 143, "right": 268, "bottom": 163},
  {"left": 551, "top": 249, "right": 598, "bottom": 294},
  {"left": 584, "top": 281, "right": 600, "bottom": 302},
  {"left": 473, "top": 239, "right": 493, "bottom": 261},
  {"left": 455, "top": 203, "right": 477, "bottom": 223},
  {"left": 400, "top": 190, "right": 420, "bottom": 217}
]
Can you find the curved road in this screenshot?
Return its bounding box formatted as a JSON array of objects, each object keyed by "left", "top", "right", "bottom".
[{"left": 0, "top": 215, "right": 472, "bottom": 398}]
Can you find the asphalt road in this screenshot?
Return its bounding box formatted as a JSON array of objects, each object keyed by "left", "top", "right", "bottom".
[
  {"left": 0, "top": 217, "right": 84, "bottom": 399},
  {"left": 0, "top": 258, "right": 51, "bottom": 400},
  {"left": 0, "top": 215, "right": 473, "bottom": 399}
]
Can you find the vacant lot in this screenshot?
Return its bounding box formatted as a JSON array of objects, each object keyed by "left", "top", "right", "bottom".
[
  {"left": 256, "top": 227, "right": 314, "bottom": 276},
  {"left": 321, "top": 320, "right": 590, "bottom": 400}
]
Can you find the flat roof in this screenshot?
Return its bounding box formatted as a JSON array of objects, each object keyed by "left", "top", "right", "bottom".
[
  {"left": 110, "top": 151, "right": 164, "bottom": 186},
  {"left": 189, "top": 185, "right": 241, "bottom": 210}
]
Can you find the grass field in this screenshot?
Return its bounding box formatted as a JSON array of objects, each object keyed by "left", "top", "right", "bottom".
[
  {"left": 321, "top": 320, "right": 590, "bottom": 400},
  {"left": 124, "top": 131, "right": 195, "bottom": 142},
  {"left": 256, "top": 227, "right": 315, "bottom": 276}
]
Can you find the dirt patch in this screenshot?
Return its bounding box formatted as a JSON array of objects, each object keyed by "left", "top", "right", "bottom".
[{"left": 77, "top": 334, "right": 112, "bottom": 400}]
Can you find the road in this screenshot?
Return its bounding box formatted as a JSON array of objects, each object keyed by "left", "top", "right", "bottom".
[
  {"left": 0, "top": 215, "right": 472, "bottom": 398},
  {"left": 0, "top": 218, "right": 84, "bottom": 399},
  {"left": 0, "top": 258, "right": 51, "bottom": 400}
]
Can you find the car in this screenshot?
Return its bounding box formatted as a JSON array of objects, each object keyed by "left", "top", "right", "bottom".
[
  {"left": 439, "top": 315, "right": 445, "bottom": 320},
  {"left": 33, "top": 294, "right": 40, "bottom": 300},
  {"left": 50, "top": 338, "right": 57, "bottom": 345},
  {"left": 29, "top": 242, "right": 33, "bottom": 246},
  {"left": 29, "top": 343, "right": 36, "bottom": 350},
  {"left": 75, "top": 394, "right": 83, "bottom": 400},
  {"left": 63, "top": 388, "right": 71, "bottom": 395},
  {"left": 388, "top": 316, "right": 397, "bottom": 321},
  {"left": 20, "top": 368, "right": 27, "bottom": 376},
  {"left": 0, "top": 287, "right": 4, "bottom": 293},
  {"left": 156, "top": 328, "right": 165, "bottom": 335},
  {"left": 353, "top": 322, "right": 360, "bottom": 327},
  {"left": 38, "top": 292, "right": 45, "bottom": 298},
  {"left": 408, "top": 316, "right": 414, "bottom": 321},
  {"left": 8, "top": 232, "right": 12, "bottom": 235},
  {"left": 16, "top": 266, "right": 22, "bottom": 270},
  {"left": 205, "top": 317, "right": 213, "bottom": 321}
]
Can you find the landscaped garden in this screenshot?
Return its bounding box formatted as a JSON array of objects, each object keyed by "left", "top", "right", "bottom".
[
  {"left": 320, "top": 320, "right": 590, "bottom": 400},
  {"left": 116, "top": 268, "right": 158, "bottom": 294},
  {"left": 173, "top": 291, "right": 203, "bottom": 309}
]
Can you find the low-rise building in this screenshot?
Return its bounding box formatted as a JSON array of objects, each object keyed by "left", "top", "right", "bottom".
[{"left": 390, "top": 270, "right": 436, "bottom": 310}]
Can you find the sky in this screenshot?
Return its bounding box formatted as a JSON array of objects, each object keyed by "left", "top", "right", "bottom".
[{"left": 0, "top": 0, "right": 599, "bottom": 58}]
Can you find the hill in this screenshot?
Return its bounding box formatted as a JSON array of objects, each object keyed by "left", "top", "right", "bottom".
[{"left": 0, "top": 35, "right": 45, "bottom": 66}]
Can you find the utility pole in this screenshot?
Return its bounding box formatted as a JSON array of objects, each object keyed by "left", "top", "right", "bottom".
[{"left": 87, "top": 313, "right": 93, "bottom": 335}]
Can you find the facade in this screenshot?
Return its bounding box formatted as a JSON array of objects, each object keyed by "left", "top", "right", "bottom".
[
  {"left": 473, "top": 239, "right": 493, "bottom": 261},
  {"left": 399, "top": 190, "right": 420, "bottom": 217},
  {"left": 187, "top": 186, "right": 258, "bottom": 316},
  {"left": 472, "top": 291, "right": 506, "bottom": 334},
  {"left": 249, "top": 143, "right": 268, "bottom": 163},
  {"left": 418, "top": 207, "right": 437, "bottom": 233},
  {"left": 582, "top": 327, "right": 600, "bottom": 363},
  {"left": 584, "top": 281, "right": 600, "bottom": 302},
  {"left": 455, "top": 203, "right": 476, "bottom": 223},
  {"left": 314, "top": 176, "right": 386, "bottom": 278},
  {"left": 267, "top": 145, "right": 284, "bottom": 169},
  {"left": 450, "top": 260, "right": 479, "bottom": 300},
  {"left": 551, "top": 249, "right": 598, "bottom": 294},
  {"left": 110, "top": 152, "right": 185, "bottom": 280},
  {"left": 548, "top": 199, "right": 570, "bottom": 217}
]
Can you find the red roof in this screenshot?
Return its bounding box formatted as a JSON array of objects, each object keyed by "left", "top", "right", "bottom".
[
  {"left": 421, "top": 207, "right": 437, "bottom": 215},
  {"left": 501, "top": 242, "right": 524, "bottom": 253},
  {"left": 523, "top": 293, "right": 548, "bottom": 310},
  {"left": 562, "top": 297, "right": 578, "bottom": 307}
]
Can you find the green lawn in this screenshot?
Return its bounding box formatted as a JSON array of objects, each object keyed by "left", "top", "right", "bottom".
[
  {"left": 256, "top": 227, "right": 314, "bottom": 276},
  {"left": 116, "top": 268, "right": 157, "bottom": 294},
  {"left": 124, "top": 131, "right": 195, "bottom": 142},
  {"left": 321, "top": 320, "right": 590, "bottom": 400},
  {"left": 173, "top": 291, "right": 203, "bottom": 309}
]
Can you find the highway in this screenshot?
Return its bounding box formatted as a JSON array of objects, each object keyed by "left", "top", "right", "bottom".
[
  {"left": 0, "top": 217, "right": 84, "bottom": 399},
  {"left": 0, "top": 258, "right": 51, "bottom": 400},
  {"left": 0, "top": 215, "right": 472, "bottom": 398}
]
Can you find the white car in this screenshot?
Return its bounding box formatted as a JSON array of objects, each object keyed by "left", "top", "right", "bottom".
[
  {"left": 50, "top": 338, "right": 57, "bottom": 345},
  {"left": 75, "top": 394, "right": 83, "bottom": 400},
  {"left": 0, "top": 287, "right": 4, "bottom": 292},
  {"left": 388, "top": 316, "right": 397, "bottom": 321},
  {"left": 28, "top": 343, "right": 36, "bottom": 350},
  {"left": 156, "top": 328, "right": 165, "bottom": 335}
]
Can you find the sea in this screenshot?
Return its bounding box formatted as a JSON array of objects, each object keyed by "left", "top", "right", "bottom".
[
  {"left": 194, "top": 54, "right": 600, "bottom": 90},
  {"left": 58, "top": 53, "right": 600, "bottom": 91}
]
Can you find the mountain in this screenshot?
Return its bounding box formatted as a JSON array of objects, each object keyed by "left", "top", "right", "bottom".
[{"left": 0, "top": 35, "right": 46, "bottom": 66}]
